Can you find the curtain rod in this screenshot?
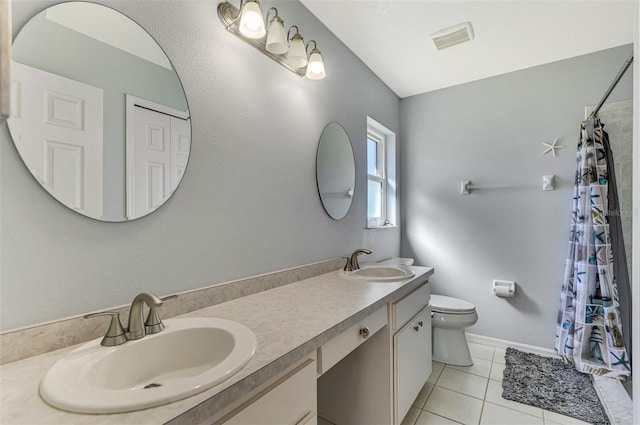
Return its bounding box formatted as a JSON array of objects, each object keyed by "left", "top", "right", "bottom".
[{"left": 590, "top": 52, "right": 634, "bottom": 119}]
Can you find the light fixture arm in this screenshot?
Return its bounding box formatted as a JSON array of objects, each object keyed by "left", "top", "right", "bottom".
[
  {"left": 265, "top": 7, "right": 280, "bottom": 28},
  {"left": 228, "top": 0, "right": 246, "bottom": 22},
  {"left": 306, "top": 39, "right": 318, "bottom": 55},
  {"left": 287, "top": 25, "right": 301, "bottom": 42}
]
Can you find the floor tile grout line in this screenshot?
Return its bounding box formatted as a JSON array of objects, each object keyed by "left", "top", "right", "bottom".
[
  {"left": 483, "top": 400, "right": 547, "bottom": 423},
  {"left": 478, "top": 400, "right": 487, "bottom": 425},
  {"left": 432, "top": 382, "right": 489, "bottom": 402},
  {"left": 445, "top": 364, "right": 492, "bottom": 379},
  {"left": 431, "top": 363, "right": 445, "bottom": 385},
  {"left": 417, "top": 408, "right": 465, "bottom": 425},
  {"left": 476, "top": 373, "right": 491, "bottom": 425},
  {"left": 441, "top": 365, "right": 493, "bottom": 382},
  {"left": 487, "top": 360, "right": 497, "bottom": 387},
  {"left": 422, "top": 378, "right": 485, "bottom": 423},
  {"left": 432, "top": 363, "right": 493, "bottom": 401}
]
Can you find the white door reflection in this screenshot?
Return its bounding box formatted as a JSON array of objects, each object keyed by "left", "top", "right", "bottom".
[
  {"left": 126, "top": 96, "right": 190, "bottom": 219},
  {"left": 10, "top": 62, "right": 104, "bottom": 218}
]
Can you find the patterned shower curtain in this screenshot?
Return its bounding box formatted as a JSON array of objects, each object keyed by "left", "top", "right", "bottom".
[{"left": 555, "top": 118, "right": 631, "bottom": 379}]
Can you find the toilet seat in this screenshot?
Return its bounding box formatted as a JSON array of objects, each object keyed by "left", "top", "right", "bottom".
[
  {"left": 431, "top": 295, "right": 478, "bottom": 366},
  {"left": 431, "top": 295, "right": 475, "bottom": 315}
]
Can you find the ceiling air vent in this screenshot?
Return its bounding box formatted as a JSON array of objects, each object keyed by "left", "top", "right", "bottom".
[{"left": 431, "top": 22, "right": 474, "bottom": 50}]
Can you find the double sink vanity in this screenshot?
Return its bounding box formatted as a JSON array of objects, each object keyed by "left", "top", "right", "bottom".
[
  {"left": 0, "top": 263, "right": 434, "bottom": 424},
  {"left": 1, "top": 2, "right": 434, "bottom": 423}
]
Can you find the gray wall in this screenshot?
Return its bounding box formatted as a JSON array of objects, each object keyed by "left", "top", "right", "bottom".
[
  {"left": 0, "top": 0, "right": 401, "bottom": 331},
  {"left": 401, "top": 45, "right": 633, "bottom": 348}
]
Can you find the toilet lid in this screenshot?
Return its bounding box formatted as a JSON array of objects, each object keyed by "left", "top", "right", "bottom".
[{"left": 431, "top": 295, "right": 476, "bottom": 314}]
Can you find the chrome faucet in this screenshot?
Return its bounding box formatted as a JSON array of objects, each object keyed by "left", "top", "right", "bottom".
[
  {"left": 126, "top": 292, "right": 163, "bottom": 340},
  {"left": 84, "top": 292, "right": 177, "bottom": 346},
  {"left": 344, "top": 248, "right": 372, "bottom": 271}
]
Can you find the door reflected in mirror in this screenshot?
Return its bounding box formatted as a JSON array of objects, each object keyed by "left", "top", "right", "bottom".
[
  {"left": 7, "top": 2, "right": 191, "bottom": 221},
  {"left": 316, "top": 123, "right": 355, "bottom": 220}
]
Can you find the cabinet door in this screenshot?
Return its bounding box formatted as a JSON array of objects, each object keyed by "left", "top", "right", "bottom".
[
  {"left": 394, "top": 305, "right": 432, "bottom": 424},
  {"left": 223, "top": 359, "right": 317, "bottom": 425}
]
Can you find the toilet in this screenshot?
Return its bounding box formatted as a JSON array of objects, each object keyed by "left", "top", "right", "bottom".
[
  {"left": 376, "top": 257, "right": 415, "bottom": 267},
  {"left": 376, "top": 258, "right": 478, "bottom": 366},
  {"left": 430, "top": 295, "right": 478, "bottom": 366}
]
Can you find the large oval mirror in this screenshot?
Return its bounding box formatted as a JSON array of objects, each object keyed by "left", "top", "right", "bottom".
[
  {"left": 316, "top": 123, "right": 355, "bottom": 220},
  {"left": 8, "top": 2, "right": 191, "bottom": 221}
]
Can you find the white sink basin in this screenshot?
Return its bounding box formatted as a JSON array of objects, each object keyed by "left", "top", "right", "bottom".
[
  {"left": 40, "top": 317, "right": 257, "bottom": 414},
  {"left": 341, "top": 266, "right": 415, "bottom": 282}
]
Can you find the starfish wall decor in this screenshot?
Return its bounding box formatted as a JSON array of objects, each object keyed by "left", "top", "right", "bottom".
[{"left": 543, "top": 137, "right": 565, "bottom": 158}]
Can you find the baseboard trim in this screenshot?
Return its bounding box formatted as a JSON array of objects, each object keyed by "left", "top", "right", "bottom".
[{"left": 465, "top": 333, "right": 560, "bottom": 359}]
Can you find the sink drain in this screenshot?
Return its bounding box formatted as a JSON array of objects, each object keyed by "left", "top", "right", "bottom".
[{"left": 143, "top": 383, "right": 162, "bottom": 389}]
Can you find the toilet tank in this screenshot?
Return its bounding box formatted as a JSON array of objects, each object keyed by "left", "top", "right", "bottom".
[{"left": 376, "top": 257, "right": 414, "bottom": 266}]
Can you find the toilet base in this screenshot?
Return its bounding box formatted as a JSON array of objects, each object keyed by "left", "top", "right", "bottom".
[{"left": 432, "top": 328, "right": 473, "bottom": 366}]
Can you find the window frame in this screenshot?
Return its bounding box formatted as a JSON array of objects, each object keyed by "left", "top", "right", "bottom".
[
  {"left": 366, "top": 117, "right": 397, "bottom": 229},
  {"left": 367, "top": 128, "right": 387, "bottom": 227}
]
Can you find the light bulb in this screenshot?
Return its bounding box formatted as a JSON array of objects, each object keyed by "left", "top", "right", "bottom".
[
  {"left": 306, "top": 50, "right": 326, "bottom": 80},
  {"left": 239, "top": 0, "right": 266, "bottom": 39},
  {"left": 266, "top": 16, "right": 288, "bottom": 55},
  {"left": 287, "top": 34, "right": 307, "bottom": 69}
]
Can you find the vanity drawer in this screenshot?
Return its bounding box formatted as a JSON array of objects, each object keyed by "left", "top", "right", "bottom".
[
  {"left": 317, "top": 305, "right": 387, "bottom": 374},
  {"left": 392, "top": 282, "right": 430, "bottom": 330}
]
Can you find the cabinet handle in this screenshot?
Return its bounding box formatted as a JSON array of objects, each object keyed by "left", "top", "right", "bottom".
[
  {"left": 360, "top": 327, "right": 370, "bottom": 339},
  {"left": 84, "top": 311, "right": 127, "bottom": 347},
  {"left": 413, "top": 325, "right": 420, "bottom": 332},
  {"left": 418, "top": 321, "right": 424, "bottom": 327},
  {"left": 431, "top": 312, "right": 435, "bottom": 318}
]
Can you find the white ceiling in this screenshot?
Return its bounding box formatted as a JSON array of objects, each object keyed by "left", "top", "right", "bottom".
[
  {"left": 45, "top": 2, "right": 172, "bottom": 70},
  {"left": 300, "top": 0, "right": 635, "bottom": 98}
]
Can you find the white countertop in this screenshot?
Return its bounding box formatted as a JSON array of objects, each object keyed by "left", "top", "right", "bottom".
[{"left": 0, "top": 266, "right": 433, "bottom": 425}]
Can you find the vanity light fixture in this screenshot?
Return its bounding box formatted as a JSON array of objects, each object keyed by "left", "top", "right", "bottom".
[{"left": 217, "top": 1, "right": 326, "bottom": 79}]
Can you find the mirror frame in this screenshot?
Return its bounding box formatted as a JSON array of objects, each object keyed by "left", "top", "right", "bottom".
[{"left": 0, "top": 0, "right": 10, "bottom": 123}]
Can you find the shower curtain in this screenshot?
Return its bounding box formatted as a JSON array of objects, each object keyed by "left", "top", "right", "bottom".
[{"left": 555, "top": 118, "right": 631, "bottom": 379}]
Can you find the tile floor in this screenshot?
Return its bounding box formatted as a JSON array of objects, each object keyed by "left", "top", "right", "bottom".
[{"left": 400, "top": 342, "right": 593, "bottom": 425}]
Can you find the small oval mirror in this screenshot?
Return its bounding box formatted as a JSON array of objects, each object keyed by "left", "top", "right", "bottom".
[
  {"left": 8, "top": 2, "right": 191, "bottom": 221},
  {"left": 316, "top": 123, "right": 355, "bottom": 220}
]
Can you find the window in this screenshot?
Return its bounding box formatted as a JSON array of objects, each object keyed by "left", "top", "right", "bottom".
[
  {"left": 367, "top": 130, "right": 385, "bottom": 225},
  {"left": 367, "top": 117, "right": 397, "bottom": 228}
]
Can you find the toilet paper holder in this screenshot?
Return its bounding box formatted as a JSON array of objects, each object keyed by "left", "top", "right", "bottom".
[{"left": 493, "top": 279, "right": 516, "bottom": 298}]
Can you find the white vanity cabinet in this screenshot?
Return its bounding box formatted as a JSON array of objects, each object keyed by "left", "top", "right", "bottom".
[
  {"left": 317, "top": 280, "right": 432, "bottom": 425},
  {"left": 392, "top": 283, "right": 432, "bottom": 424},
  {"left": 217, "top": 357, "right": 317, "bottom": 425}
]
